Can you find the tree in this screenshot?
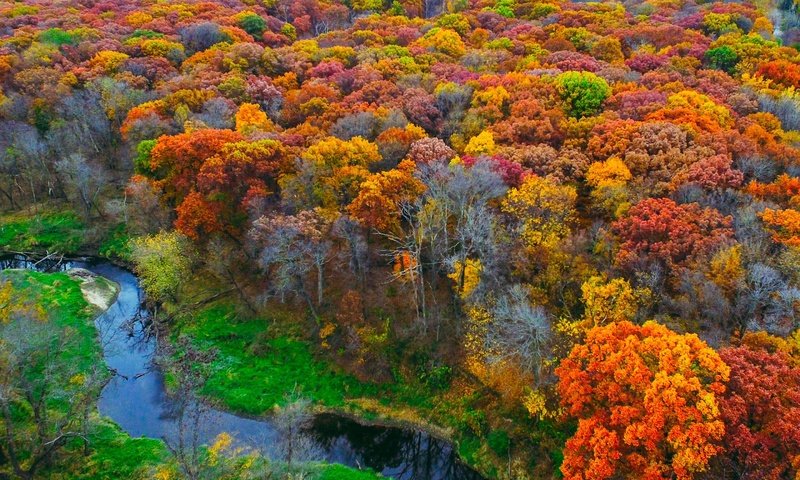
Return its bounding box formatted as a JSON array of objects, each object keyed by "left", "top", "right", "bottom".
[
  {"left": 249, "top": 210, "right": 333, "bottom": 315},
  {"left": 148, "top": 129, "right": 243, "bottom": 203},
  {"left": 270, "top": 398, "right": 321, "bottom": 466},
  {"left": 181, "top": 139, "right": 291, "bottom": 239},
  {"left": 234, "top": 103, "right": 275, "bottom": 135},
  {"left": 180, "top": 22, "right": 226, "bottom": 53},
  {"left": 281, "top": 136, "right": 381, "bottom": 210},
  {"left": 54, "top": 154, "right": 109, "bottom": 217},
  {"left": 580, "top": 276, "right": 640, "bottom": 327},
  {"left": 705, "top": 46, "right": 738, "bottom": 73},
  {"left": 556, "top": 321, "right": 730, "bottom": 480},
  {"left": 408, "top": 137, "right": 455, "bottom": 165},
  {"left": 0, "top": 291, "right": 106, "bottom": 480},
  {"left": 736, "top": 263, "right": 800, "bottom": 336},
  {"left": 585, "top": 156, "right": 632, "bottom": 218},
  {"left": 347, "top": 159, "right": 425, "bottom": 232},
  {"left": 501, "top": 175, "right": 576, "bottom": 251},
  {"left": 485, "top": 284, "right": 552, "bottom": 382},
  {"left": 555, "top": 71, "right": 611, "bottom": 118},
  {"left": 464, "top": 130, "right": 496, "bottom": 156},
  {"left": 612, "top": 198, "right": 734, "bottom": 273},
  {"left": 675, "top": 154, "right": 743, "bottom": 191},
  {"left": 130, "top": 231, "right": 194, "bottom": 305},
  {"left": 759, "top": 208, "right": 800, "bottom": 247},
  {"left": 160, "top": 336, "right": 218, "bottom": 480},
  {"left": 235, "top": 13, "right": 266, "bottom": 37},
  {"left": 716, "top": 343, "right": 800, "bottom": 480}
]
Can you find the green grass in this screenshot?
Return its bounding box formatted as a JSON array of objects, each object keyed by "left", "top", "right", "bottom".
[
  {"left": 315, "top": 463, "right": 383, "bottom": 479},
  {"left": 1, "top": 270, "right": 168, "bottom": 479},
  {"left": 4, "top": 269, "right": 100, "bottom": 372},
  {"left": 181, "top": 304, "right": 381, "bottom": 414},
  {"left": 58, "top": 419, "right": 167, "bottom": 480},
  {"left": 0, "top": 210, "right": 85, "bottom": 253},
  {"left": 98, "top": 222, "right": 133, "bottom": 260}
]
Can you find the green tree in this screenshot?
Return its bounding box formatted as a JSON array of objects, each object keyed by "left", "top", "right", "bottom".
[
  {"left": 237, "top": 13, "right": 266, "bottom": 37},
  {"left": 130, "top": 231, "right": 193, "bottom": 304},
  {"left": 555, "top": 71, "right": 611, "bottom": 118},
  {"left": 705, "top": 46, "right": 739, "bottom": 73}
]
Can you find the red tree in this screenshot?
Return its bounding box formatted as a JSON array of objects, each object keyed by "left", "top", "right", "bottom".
[
  {"left": 612, "top": 198, "right": 733, "bottom": 272},
  {"left": 717, "top": 344, "right": 800, "bottom": 480}
]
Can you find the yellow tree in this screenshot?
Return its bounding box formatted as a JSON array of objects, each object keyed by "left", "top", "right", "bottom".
[
  {"left": 580, "top": 276, "right": 641, "bottom": 327},
  {"left": 235, "top": 103, "right": 275, "bottom": 135},
  {"left": 501, "top": 175, "right": 577, "bottom": 251},
  {"left": 464, "top": 130, "right": 496, "bottom": 156},
  {"left": 282, "top": 136, "right": 381, "bottom": 210},
  {"left": 586, "top": 157, "right": 632, "bottom": 218}
]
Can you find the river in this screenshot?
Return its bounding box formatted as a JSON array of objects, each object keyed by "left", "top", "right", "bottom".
[{"left": 0, "top": 255, "right": 484, "bottom": 480}]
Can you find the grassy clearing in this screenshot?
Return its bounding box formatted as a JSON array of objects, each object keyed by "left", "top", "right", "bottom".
[
  {"left": 315, "top": 464, "right": 383, "bottom": 479},
  {"left": 0, "top": 210, "right": 85, "bottom": 253},
  {"left": 180, "top": 304, "right": 382, "bottom": 414}
]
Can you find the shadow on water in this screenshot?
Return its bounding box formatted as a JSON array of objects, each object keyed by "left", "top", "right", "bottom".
[{"left": 1, "top": 254, "right": 484, "bottom": 480}]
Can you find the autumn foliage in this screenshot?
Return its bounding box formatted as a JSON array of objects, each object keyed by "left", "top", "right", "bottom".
[
  {"left": 556, "top": 321, "right": 730, "bottom": 480},
  {"left": 612, "top": 198, "right": 734, "bottom": 272},
  {"left": 2, "top": 0, "right": 800, "bottom": 476},
  {"left": 717, "top": 343, "right": 800, "bottom": 480}
]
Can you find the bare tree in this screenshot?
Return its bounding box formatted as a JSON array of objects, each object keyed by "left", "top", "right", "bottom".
[
  {"left": 485, "top": 285, "right": 552, "bottom": 385},
  {"left": 249, "top": 210, "right": 333, "bottom": 317},
  {"left": 160, "top": 337, "right": 218, "bottom": 480},
  {"left": 270, "top": 398, "right": 322, "bottom": 467},
  {"left": 736, "top": 263, "right": 800, "bottom": 336},
  {"left": 332, "top": 215, "right": 369, "bottom": 289},
  {"left": 55, "top": 154, "right": 109, "bottom": 218}
]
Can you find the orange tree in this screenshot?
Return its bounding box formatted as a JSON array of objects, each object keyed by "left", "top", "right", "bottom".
[{"left": 555, "top": 321, "right": 730, "bottom": 480}]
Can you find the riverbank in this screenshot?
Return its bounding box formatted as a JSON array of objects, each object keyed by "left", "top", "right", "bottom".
[
  {"left": 0, "top": 268, "right": 169, "bottom": 479},
  {"left": 0, "top": 207, "right": 545, "bottom": 478},
  {"left": 175, "top": 301, "right": 546, "bottom": 479},
  {"left": 0, "top": 263, "right": 388, "bottom": 479}
]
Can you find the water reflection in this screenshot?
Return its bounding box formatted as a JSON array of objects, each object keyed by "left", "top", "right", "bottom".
[{"left": 314, "top": 414, "right": 485, "bottom": 480}]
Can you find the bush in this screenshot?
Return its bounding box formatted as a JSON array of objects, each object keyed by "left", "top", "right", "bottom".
[
  {"left": 458, "top": 408, "right": 488, "bottom": 436},
  {"left": 417, "top": 364, "right": 453, "bottom": 391},
  {"left": 98, "top": 223, "right": 132, "bottom": 260}
]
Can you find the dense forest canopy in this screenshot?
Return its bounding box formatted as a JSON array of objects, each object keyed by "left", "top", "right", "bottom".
[{"left": 2, "top": 0, "right": 800, "bottom": 477}]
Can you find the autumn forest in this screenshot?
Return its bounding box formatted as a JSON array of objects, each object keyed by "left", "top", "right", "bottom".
[{"left": 1, "top": 0, "right": 800, "bottom": 478}]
